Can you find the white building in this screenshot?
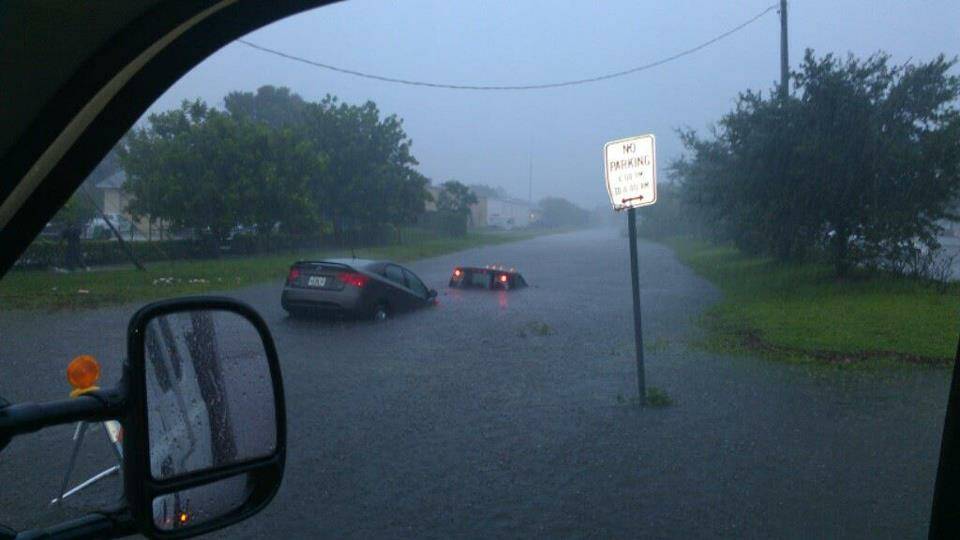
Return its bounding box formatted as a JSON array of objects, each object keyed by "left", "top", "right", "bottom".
[
  {"left": 424, "top": 184, "right": 537, "bottom": 229},
  {"left": 483, "top": 197, "right": 535, "bottom": 229}
]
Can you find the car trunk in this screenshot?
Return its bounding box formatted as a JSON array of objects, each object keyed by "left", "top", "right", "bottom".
[{"left": 287, "top": 262, "right": 350, "bottom": 291}]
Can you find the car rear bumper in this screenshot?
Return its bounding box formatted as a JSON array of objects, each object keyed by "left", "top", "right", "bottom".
[{"left": 281, "top": 287, "right": 365, "bottom": 314}]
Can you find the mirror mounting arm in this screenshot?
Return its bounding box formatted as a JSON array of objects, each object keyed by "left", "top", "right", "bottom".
[{"left": 0, "top": 387, "right": 125, "bottom": 441}]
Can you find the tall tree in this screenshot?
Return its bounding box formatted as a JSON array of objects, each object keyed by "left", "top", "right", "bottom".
[
  {"left": 121, "top": 92, "right": 428, "bottom": 246},
  {"left": 538, "top": 197, "right": 589, "bottom": 228},
  {"left": 437, "top": 180, "right": 477, "bottom": 215},
  {"left": 49, "top": 194, "right": 97, "bottom": 230},
  {"left": 119, "top": 100, "right": 323, "bottom": 244},
  {"left": 469, "top": 183, "right": 508, "bottom": 199},
  {"left": 223, "top": 85, "right": 308, "bottom": 129},
  {"left": 674, "top": 50, "right": 960, "bottom": 276},
  {"left": 301, "top": 96, "right": 425, "bottom": 239}
]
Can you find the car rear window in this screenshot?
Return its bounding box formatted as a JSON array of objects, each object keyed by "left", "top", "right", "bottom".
[
  {"left": 384, "top": 265, "right": 405, "bottom": 285},
  {"left": 467, "top": 271, "right": 491, "bottom": 288},
  {"left": 403, "top": 268, "right": 427, "bottom": 296}
]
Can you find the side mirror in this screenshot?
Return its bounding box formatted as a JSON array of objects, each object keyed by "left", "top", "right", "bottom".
[
  {"left": 427, "top": 289, "right": 438, "bottom": 300},
  {"left": 124, "top": 297, "right": 286, "bottom": 538}
]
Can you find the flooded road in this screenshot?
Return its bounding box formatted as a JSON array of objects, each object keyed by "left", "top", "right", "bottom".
[{"left": 0, "top": 228, "right": 950, "bottom": 537}]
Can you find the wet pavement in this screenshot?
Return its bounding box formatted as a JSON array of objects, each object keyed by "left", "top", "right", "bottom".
[{"left": 0, "top": 228, "right": 952, "bottom": 538}]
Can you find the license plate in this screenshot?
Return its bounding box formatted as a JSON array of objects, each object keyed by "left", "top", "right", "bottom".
[{"left": 308, "top": 276, "right": 327, "bottom": 288}]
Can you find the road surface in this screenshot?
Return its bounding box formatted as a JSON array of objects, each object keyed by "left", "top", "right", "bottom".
[{"left": 0, "top": 228, "right": 952, "bottom": 538}]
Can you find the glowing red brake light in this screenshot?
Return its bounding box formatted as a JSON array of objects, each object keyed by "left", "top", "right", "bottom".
[
  {"left": 453, "top": 268, "right": 462, "bottom": 278},
  {"left": 499, "top": 274, "right": 508, "bottom": 283},
  {"left": 338, "top": 271, "right": 369, "bottom": 288},
  {"left": 287, "top": 267, "right": 301, "bottom": 284}
]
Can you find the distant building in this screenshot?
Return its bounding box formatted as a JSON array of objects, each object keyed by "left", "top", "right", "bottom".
[
  {"left": 482, "top": 197, "right": 535, "bottom": 229},
  {"left": 468, "top": 197, "right": 487, "bottom": 228},
  {"left": 424, "top": 184, "right": 537, "bottom": 229},
  {"left": 96, "top": 169, "right": 130, "bottom": 217},
  {"left": 94, "top": 169, "right": 155, "bottom": 240}
]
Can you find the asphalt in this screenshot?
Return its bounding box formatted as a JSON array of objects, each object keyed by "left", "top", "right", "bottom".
[{"left": 0, "top": 228, "right": 952, "bottom": 538}]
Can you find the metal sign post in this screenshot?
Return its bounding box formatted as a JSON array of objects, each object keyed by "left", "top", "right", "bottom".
[
  {"left": 626, "top": 207, "right": 645, "bottom": 402},
  {"left": 603, "top": 134, "right": 657, "bottom": 405}
]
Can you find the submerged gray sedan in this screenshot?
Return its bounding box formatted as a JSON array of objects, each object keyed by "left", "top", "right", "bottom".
[{"left": 281, "top": 258, "right": 437, "bottom": 320}]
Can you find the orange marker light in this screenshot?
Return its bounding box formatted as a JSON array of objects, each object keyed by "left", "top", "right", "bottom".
[
  {"left": 178, "top": 512, "right": 189, "bottom": 524},
  {"left": 67, "top": 355, "right": 100, "bottom": 391}
]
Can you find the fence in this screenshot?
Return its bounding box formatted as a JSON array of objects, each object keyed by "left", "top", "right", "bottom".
[{"left": 15, "top": 216, "right": 467, "bottom": 270}]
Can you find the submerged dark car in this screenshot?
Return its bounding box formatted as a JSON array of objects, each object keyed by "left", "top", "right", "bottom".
[
  {"left": 449, "top": 266, "right": 528, "bottom": 290},
  {"left": 282, "top": 259, "right": 437, "bottom": 320}
]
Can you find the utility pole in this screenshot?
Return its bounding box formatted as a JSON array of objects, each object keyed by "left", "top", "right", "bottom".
[
  {"left": 528, "top": 153, "right": 533, "bottom": 204},
  {"left": 779, "top": 0, "right": 789, "bottom": 98}
]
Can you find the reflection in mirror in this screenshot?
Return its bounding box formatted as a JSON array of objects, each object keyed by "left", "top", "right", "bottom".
[
  {"left": 145, "top": 309, "right": 276, "bottom": 481},
  {"left": 152, "top": 473, "right": 251, "bottom": 531}
]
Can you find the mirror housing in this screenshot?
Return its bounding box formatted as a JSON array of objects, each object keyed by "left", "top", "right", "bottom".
[
  {"left": 0, "top": 296, "right": 284, "bottom": 539},
  {"left": 427, "top": 289, "right": 438, "bottom": 300},
  {"left": 123, "top": 296, "right": 286, "bottom": 539}
]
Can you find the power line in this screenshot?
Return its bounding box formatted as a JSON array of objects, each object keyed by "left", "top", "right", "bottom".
[{"left": 237, "top": 4, "right": 778, "bottom": 91}]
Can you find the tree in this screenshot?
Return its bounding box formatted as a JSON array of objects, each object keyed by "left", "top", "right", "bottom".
[
  {"left": 384, "top": 169, "right": 431, "bottom": 227},
  {"left": 796, "top": 51, "right": 960, "bottom": 276},
  {"left": 538, "top": 197, "right": 589, "bottom": 228},
  {"left": 50, "top": 193, "right": 96, "bottom": 230},
  {"left": 223, "top": 85, "right": 308, "bottom": 129},
  {"left": 48, "top": 194, "right": 96, "bottom": 269},
  {"left": 437, "top": 180, "right": 477, "bottom": 215},
  {"left": 236, "top": 120, "right": 326, "bottom": 236},
  {"left": 225, "top": 87, "right": 330, "bottom": 235},
  {"left": 674, "top": 50, "right": 960, "bottom": 276},
  {"left": 120, "top": 100, "right": 323, "bottom": 245},
  {"left": 120, "top": 91, "right": 429, "bottom": 247},
  {"left": 299, "top": 96, "right": 426, "bottom": 241},
  {"left": 633, "top": 182, "right": 701, "bottom": 239},
  {"left": 469, "top": 183, "right": 508, "bottom": 199}
]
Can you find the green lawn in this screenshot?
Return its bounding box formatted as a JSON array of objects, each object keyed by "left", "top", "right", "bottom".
[
  {"left": 0, "top": 230, "right": 546, "bottom": 311},
  {"left": 664, "top": 237, "right": 960, "bottom": 365}
]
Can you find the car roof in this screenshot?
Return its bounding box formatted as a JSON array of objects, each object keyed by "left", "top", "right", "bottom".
[{"left": 457, "top": 266, "right": 521, "bottom": 274}]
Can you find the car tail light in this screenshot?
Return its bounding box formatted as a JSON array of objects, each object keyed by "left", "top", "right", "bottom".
[
  {"left": 499, "top": 274, "right": 508, "bottom": 283},
  {"left": 287, "top": 267, "right": 301, "bottom": 284},
  {"left": 453, "top": 268, "right": 462, "bottom": 278},
  {"left": 338, "top": 271, "right": 369, "bottom": 288}
]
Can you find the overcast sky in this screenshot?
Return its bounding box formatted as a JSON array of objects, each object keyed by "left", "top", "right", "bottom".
[{"left": 148, "top": 0, "right": 959, "bottom": 208}]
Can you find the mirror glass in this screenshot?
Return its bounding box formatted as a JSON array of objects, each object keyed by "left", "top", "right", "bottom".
[
  {"left": 152, "top": 473, "right": 251, "bottom": 531},
  {"left": 144, "top": 309, "right": 276, "bottom": 480}
]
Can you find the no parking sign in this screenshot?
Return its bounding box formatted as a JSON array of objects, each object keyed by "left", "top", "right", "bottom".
[
  {"left": 603, "top": 133, "right": 658, "bottom": 405},
  {"left": 603, "top": 134, "right": 657, "bottom": 211}
]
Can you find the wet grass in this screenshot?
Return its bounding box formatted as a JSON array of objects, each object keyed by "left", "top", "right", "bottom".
[
  {"left": 0, "top": 230, "right": 548, "bottom": 311},
  {"left": 617, "top": 386, "right": 674, "bottom": 408},
  {"left": 645, "top": 387, "right": 674, "bottom": 407},
  {"left": 665, "top": 237, "right": 960, "bottom": 366}
]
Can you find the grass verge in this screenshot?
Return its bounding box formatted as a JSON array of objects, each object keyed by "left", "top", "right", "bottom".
[
  {"left": 616, "top": 387, "right": 674, "bottom": 408},
  {"left": 663, "top": 236, "right": 960, "bottom": 366},
  {"left": 0, "top": 230, "right": 549, "bottom": 311}
]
